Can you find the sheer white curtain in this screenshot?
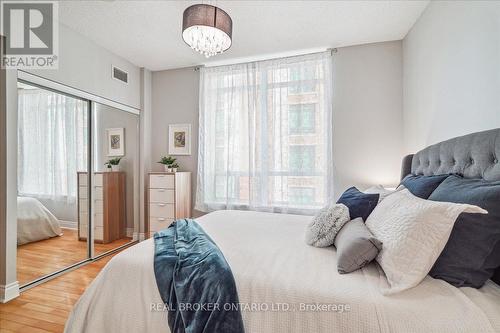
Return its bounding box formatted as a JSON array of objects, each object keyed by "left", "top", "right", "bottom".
[
  {"left": 18, "top": 88, "right": 88, "bottom": 203},
  {"left": 196, "top": 51, "right": 333, "bottom": 215}
]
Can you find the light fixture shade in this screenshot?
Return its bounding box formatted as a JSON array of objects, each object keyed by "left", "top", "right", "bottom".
[{"left": 182, "top": 4, "right": 233, "bottom": 58}]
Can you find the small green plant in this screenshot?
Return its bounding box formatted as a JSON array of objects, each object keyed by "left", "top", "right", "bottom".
[
  {"left": 158, "top": 156, "right": 176, "bottom": 167},
  {"left": 171, "top": 163, "right": 179, "bottom": 169},
  {"left": 104, "top": 157, "right": 122, "bottom": 168}
]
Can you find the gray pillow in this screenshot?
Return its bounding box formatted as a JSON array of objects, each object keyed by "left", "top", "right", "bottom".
[
  {"left": 334, "top": 218, "right": 382, "bottom": 274},
  {"left": 305, "top": 203, "right": 350, "bottom": 247}
]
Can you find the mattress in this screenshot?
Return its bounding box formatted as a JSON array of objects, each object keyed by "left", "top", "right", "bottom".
[
  {"left": 17, "top": 196, "right": 62, "bottom": 245},
  {"left": 65, "top": 210, "right": 500, "bottom": 333}
]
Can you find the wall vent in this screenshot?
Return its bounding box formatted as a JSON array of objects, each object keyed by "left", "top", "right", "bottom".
[{"left": 112, "top": 66, "right": 129, "bottom": 84}]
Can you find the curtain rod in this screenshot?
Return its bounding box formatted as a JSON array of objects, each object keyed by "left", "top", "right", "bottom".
[{"left": 193, "top": 48, "right": 337, "bottom": 71}]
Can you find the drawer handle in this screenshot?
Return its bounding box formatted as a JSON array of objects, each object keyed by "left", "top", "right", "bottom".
[
  {"left": 157, "top": 218, "right": 166, "bottom": 221},
  {"left": 157, "top": 203, "right": 166, "bottom": 207},
  {"left": 157, "top": 189, "right": 165, "bottom": 192}
]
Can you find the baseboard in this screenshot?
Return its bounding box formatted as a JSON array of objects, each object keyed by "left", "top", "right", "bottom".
[
  {"left": 126, "top": 227, "right": 134, "bottom": 238},
  {"left": 0, "top": 281, "right": 20, "bottom": 303},
  {"left": 59, "top": 220, "right": 77, "bottom": 229},
  {"left": 138, "top": 232, "right": 146, "bottom": 241}
]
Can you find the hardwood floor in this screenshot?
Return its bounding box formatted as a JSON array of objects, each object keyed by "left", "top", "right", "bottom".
[
  {"left": 0, "top": 253, "right": 116, "bottom": 333},
  {"left": 17, "top": 228, "right": 131, "bottom": 285}
]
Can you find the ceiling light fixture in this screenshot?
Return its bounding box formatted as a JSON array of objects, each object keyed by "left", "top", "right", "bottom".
[{"left": 182, "top": 4, "right": 233, "bottom": 58}]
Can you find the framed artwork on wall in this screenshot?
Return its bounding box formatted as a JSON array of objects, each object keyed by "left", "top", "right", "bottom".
[
  {"left": 169, "top": 124, "right": 191, "bottom": 155},
  {"left": 107, "top": 128, "right": 125, "bottom": 156}
]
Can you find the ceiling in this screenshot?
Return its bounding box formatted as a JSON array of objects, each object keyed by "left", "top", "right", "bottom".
[{"left": 58, "top": 0, "right": 429, "bottom": 71}]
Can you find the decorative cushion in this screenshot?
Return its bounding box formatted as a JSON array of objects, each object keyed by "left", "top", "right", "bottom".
[
  {"left": 365, "top": 189, "right": 487, "bottom": 294},
  {"left": 493, "top": 264, "right": 500, "bottom": 286},
  {"left": 336, "top": 187, "right": 379, "bottom": 221},
  {"left": 305, "top": 204, "right": 350, "bottom": 248},
  {"left": 334, "top": 218, "right": 382, "bottom": 274},
  {"left": 400, "top": 174, "right": 450, "bottom": 199},
  {"left": 490, "top": 243, "right": 500, "bottom": 286},
  {"left": 428, "top": 175, "right": 500, "bottom": 288}
]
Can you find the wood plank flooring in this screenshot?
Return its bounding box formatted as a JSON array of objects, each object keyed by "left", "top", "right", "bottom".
[
  {"left": 0, "top": 253, "right": 116, "bottom": 333},
  {"left": 17, "top": 228, "right": 131, "bottom": 285}
]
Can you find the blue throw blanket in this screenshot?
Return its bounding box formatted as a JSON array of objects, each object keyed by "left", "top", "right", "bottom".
[{"left": 153, "top": 219, "right": 245, "bottom": 333}]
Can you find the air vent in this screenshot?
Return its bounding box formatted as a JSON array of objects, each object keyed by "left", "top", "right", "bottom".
[{"left": 112, "top": 66, "right": 129, "bottom": 84}]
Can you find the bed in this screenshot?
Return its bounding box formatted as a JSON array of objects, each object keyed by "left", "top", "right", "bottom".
[
  {"left": 65, "top": 129, "right": 500, "bottom": 333},
  {"left": 17, "top": 196, "right": 62, "bottom": 245}
]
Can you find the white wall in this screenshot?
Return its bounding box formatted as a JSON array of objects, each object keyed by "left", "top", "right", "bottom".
[
  {"left": 403, "top": 1, "right": 500, "bottom": 154},
  {"left": 151, "top": 67, "right": 201, "bottom": 215},
  {"left": 27, "top": 24, "right": 141, "bottom": 109},
  {"left": 333, "top": 41, "right": 403, "bottom": 196},
  {"left": 151, "top": 41, "right": 404, "bottom": 207}
]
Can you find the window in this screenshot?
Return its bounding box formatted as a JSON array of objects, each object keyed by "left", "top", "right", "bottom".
[
  {"left": 196, "top": 52, "right": 333, "bottom": 214},
  {"left": 288, "top": 187, "right": 315, "bottom": 205},
  {"left": 289, "top": 66, "right": 317, "bottom": 94},
  {"left": 289, "top": 145, "right": 315, "bottom": 171},
  {"left": 289, "top": 104, "right": 315, "bottom": 134},
  {"left": 17, "top": 83, "right": 88, "bottom": 202}
]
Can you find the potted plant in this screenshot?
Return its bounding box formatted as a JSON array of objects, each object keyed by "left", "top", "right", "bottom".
[
  {"left": 171, "top": 163, "right": 179, "bottom": 173},
  {"left": 105, "top": 157, "right": 122, "bottom": 172},
  {"left": 158, "top": 156, "right": 177, "bottom": 172}
]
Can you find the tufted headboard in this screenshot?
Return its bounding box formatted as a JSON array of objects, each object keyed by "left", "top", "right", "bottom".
[
  {"left": 401, "top": 128, "right": 500, "bottom": 181},
  {"left": 400, "top": 128, "right": 500, "bottom": 286}
]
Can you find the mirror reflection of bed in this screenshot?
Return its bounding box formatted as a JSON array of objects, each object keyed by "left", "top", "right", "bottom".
[
  {"left": 16, "top": 195, "right": 130, "bottom": 285},
  {"left": 16, "top": 81, "right": 136, "bottom": 286}
]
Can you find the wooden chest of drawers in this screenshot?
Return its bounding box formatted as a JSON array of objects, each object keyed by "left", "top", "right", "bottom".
[
  {"left": 77, "top": 172, "right": 126, "bottom": 243},
  {"left": 148, "top": 172, "right": 191, "bottom": 235}
]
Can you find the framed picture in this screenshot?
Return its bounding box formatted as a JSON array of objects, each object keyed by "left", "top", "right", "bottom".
[
  {"left": 107, "top": 128, "right": 125, "bottom": 156},
  {"left": 169, "top": 124, "right": 191, "bottom": 155}
]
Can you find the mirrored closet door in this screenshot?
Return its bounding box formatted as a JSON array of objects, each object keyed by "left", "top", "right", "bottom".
[
  {"left": 16, "top": 80, "right": 90, "bottom": 286},
  {"left": 16, "top": 79, "right": 140, "bottom": 287},
  {"left": 86, "top": 102, "right": 139, "bottom": 256}
]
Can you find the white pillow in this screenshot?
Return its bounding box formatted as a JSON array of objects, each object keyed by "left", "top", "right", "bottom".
[{"left": 365, "top": 189, "right": 487, "bottom": 294}]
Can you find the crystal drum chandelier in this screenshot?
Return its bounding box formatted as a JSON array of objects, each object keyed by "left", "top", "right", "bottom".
[{"left": 182, "top": 4, "right": 233, "bottom": 58}]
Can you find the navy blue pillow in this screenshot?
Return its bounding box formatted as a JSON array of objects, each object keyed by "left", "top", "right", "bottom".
[
  {"left": 490, "top": 243, "right": 500, "bottom": 286},
  {"left": 428, "top": 175, "right": 500, "bottom": 288},
  {"left": 336, "top": 187, "right": 379, "bottom": 222},
  {"left": 493, "top": 265, "right": 500, "bottom": 286},
  {"left": 400, "top": 174, "right": 450, "bottom": 199}
]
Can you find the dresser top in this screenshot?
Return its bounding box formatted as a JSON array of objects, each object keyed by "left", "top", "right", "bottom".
[
  {"left": 149, "top": 171, "right": 191, "bottom": 175},
  {"left": 77, "top": 171, "right": 125, "bottom": 174}
]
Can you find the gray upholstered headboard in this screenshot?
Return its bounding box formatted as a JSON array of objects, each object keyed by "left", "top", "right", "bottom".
[
  {"left": 400, "top": 128, "right": 500, "bottom": 285},
  {"left": 401, "top": 128, "right": 500, "bottom": 181}
]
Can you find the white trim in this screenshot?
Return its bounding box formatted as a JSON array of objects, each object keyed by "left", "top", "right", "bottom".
[
  {"left": 17, "top": 70, "right": 140, "bottom": 115},
  {"left": 138, "top": 232, "right": 146, "bottom": 241},
  {"left": 126, "top": 228, "right": 134, "bottom": 238},
  {"left": 0, "top": 281, "right": 20, "bottom": 303},
  {"left": 59, "top": 220, "right": 77, "bottom": 229}
]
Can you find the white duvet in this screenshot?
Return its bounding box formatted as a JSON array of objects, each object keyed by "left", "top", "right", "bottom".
[
  {"left": 17, "top": 196, "right": 62, "bottom": 245},
  {"left": 65, "top": 210, "right": 500, "bottom": 333}
]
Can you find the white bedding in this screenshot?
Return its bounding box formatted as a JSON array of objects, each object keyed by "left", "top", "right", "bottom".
[
  {"left": 17, "top": 196, "right": 62, "bottom": 245},
  {"left": 65, "top": 210, "right": 500, "bottom": 333}
]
